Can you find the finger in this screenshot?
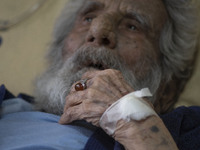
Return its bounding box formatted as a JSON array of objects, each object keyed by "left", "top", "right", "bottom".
[
  {"left": 84, "top": 69, "right": 126, "bottom": 98},
  {"left": 59, "top": 100, "right": 106, "bottom": 125},
  {"left": 65, "top": 88, "right": 109, "bottom": 112},
  {"left": 84, "top": 69, "right": 134, "bottom": 97},
  {"left": 64, "top": 77, "right": 119, "bottom": 119},
  {"left": 82, "top": 69, "right": 117, "bottom": 79},
  {"left": 81, "top": 70, "right": 100, "bottom": 79},
  {"left": 70, "top": 78, "right": 90, "bottom": 93},
  {"left": 88, "top": 76, "right": 122, "bottom": 99},
  {"left": 59, "top": 104, "right": 81, "bottom": 124},
  {"left": 111, "top": 75, "right": 134, "bottom": 96},
  {"left": 64, "top": 91, "right": 86, "bottom": 111},
  {"left": 85, "top": 88, "right": 116, "bottom": 105},
  {"left": 120, "top": 78, "right": 134, "bottom": 93},
  {"left": 87, "top": 117, "right": 101, "bottom": 127},
  {"left": 105, "top": 69, "right": 134, "bottom": 96}
]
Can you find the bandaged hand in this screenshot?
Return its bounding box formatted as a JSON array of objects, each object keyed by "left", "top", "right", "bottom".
[
  {"left": 99, "top": 91, "right": 178, "bottom": 150},
  {"left": 59, "top": 69, "right": 134, "bottom": 126},
  {"left": 59, "top": 69, "right": 178, "bottom": 150}
]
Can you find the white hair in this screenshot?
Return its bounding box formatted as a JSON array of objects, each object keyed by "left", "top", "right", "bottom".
[{"left": 34, "top": 0, "right": 199, "bottom": 114}]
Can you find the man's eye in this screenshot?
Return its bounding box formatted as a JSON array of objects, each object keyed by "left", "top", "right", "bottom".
[
  {"left": 85, "top": 17, "right": 93, "bottom": 23},
  {"left": 128, "top": 25, "right": 137, "bottom": 31}
]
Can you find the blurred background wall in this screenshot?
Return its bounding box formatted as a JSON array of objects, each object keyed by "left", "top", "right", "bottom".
[
  {"left": 0, "top": 0, "right": 68, "bottom": 95},
  {"left": 0, "top": 0, "right": 199, "bottom": 107}
]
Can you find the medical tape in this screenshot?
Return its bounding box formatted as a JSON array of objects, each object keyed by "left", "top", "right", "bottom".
[{"left": 99, "top": 88, "right": 157, "bottom": 135}]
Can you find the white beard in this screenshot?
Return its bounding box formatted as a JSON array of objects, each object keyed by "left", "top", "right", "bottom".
[{"left": 34, "top": 46, "right": 162, "bottom": 115}]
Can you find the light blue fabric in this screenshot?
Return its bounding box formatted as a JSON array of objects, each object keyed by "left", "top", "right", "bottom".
[
  {"left": 0, "top": 98, "right": 96, "bottom": 150},
  {"left": 1, "top": 98, "right": 34, "bottom": 116}
]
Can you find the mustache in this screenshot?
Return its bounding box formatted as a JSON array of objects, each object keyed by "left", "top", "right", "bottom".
[
  {"left": 69, "top": 45, "right": 161, "bottom": 95},
  {"left": 68, "top": 45, "right": 124, "bottom": 72},
  {"left": 60, "top": 45, "right": 141, "bottom": 91},
  {"left": 61, "top": 44, "right": 161, "bottom": 95}
]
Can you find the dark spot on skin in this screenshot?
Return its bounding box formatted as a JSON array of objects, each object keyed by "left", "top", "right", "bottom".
[
  {"left": 150, "top": 125, "right": 159, "bottom": 133},
  {"left": 160, "top": 137, "right": 169, "bottom": 146}
]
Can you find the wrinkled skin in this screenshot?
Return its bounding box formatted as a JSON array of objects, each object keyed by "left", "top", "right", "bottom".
[
  {"left": 59, "top": 0, "right": 178, "bottom": 149},
  {"left": 59, "top": 69, "right": 134, "bottom": 126}
]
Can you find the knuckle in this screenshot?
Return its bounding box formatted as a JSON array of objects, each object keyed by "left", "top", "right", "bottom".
[
  {"left": 86, "top": 88, "right": 95, "bottom": 98},
  {"left": 92, "top": 76, "right": 102, "bottom": 86},
  {"left": 106, "top": 69, "right": 121, "bottom": 75},
  {"left": 82, "top": 70, "right": 98, "bottom": 78},
  {"left": 82, "top": 71, "right": 90, "bottom": 78}
]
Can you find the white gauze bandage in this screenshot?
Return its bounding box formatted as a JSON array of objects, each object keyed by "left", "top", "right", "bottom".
[{"left": 99, "top": 88, "right": 158, "bottom": 135}]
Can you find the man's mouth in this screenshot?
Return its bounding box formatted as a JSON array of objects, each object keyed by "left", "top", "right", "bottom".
[{"left": 88, "top": 62, "right": 108, "bottom": 70}]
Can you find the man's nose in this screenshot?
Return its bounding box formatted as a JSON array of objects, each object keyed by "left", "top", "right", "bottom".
[{"left": 86, "top": 15, "right": 116, "bottom": 49}]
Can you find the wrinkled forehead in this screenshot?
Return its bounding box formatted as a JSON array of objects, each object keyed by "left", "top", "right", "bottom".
[{"left": 83, "top": 0, "right": 168, "bottom": 30}]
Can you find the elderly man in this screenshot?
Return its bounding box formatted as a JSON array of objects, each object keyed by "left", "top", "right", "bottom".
[{"left": 0, "top": 0, "right": 199, "bottom": 150}]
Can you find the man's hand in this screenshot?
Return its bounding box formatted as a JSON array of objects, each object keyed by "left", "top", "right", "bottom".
[
  {"left": 59, "top": 69, "right": 134, "bottom": 126},
  {"left": 112, "top": 116, "right": 178, "bottom": 150},
  {"left": 59, "top": 69, "right": 178, "bottom": 150}
]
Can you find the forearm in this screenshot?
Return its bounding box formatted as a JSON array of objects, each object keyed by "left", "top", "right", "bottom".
[{"left": 113, "top": 116, "right": 178, "bottom": 150}]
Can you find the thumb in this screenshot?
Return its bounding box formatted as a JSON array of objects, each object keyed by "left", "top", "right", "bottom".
[{"left": 59, "top": 112, "right": 72, "bottom": 124}]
